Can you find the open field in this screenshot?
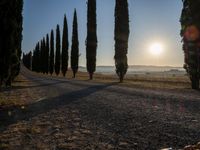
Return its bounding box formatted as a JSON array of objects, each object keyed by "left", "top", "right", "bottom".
[{"left": 29, "top": 67, "right": 190, "bottom": 89}]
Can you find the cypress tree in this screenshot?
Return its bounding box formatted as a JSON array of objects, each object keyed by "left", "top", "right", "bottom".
[
  {"left": 41, "top": 38, "right": 46, "bottom": 74},
  {"left": 32, "top": 42, "right": 40, "bottom": 72},
  {"left": 0, "top": 1, "right": 13, "bottom": 86},
  {"left": 86, "top": 0, "right": 98, "bottom": 80},
  {"left": 180, "top": 0, "right": 200, "bottom": 89},
  {"left": 71, "top": 9, "right": 79, "bottom": 78},
  {"left": 32, "top": 45, "right": 37, "bottom": 71},
  {"left": 61, "top": 15, "right": 69, "bottom": 77},
  {"left": 114, "top": 0, "right": 130, "bottom": 82},
  {"left": 22, "top": 53, "right": 25, "bottom": 66},
  {"left": 10, "top": 0, "right": 23, "bottom": 81},
  {"left": 39, "top": 40, "right": 43, "bottom": 73},
  {"left": 0, "top": 0, "right": 23, "bottom": 87},
  {"left": 45, "top": 34, "right": 50, "bottom": 74},
  {"left": 55, "top": 25, "right": 61, "bottom": 76},
  {"left": 23, "top": 52, "right": 32, "bottom": 70},
  {"left": 36, "top": 42, "right": 40, "bottom": 72},
  {"left": 49, "top": 30, "right": 55, "bottom": 75}
]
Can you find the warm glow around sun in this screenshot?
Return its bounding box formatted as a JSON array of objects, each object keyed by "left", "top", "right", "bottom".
[{"left": 149, "top": 43, "right": 163, "bottom": 56}]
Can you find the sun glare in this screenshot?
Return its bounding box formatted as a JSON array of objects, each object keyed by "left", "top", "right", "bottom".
[{"left": 149, "top": 43, "right": 163, "bottom": 56}]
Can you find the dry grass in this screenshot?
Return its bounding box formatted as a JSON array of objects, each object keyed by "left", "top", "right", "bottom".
[
  {"left": 0, "top": 75, "right": 31, "bottom": 107},
  {"left": 30, "top": 68, "right": 191, "bottom": 90},
  {"left": 0, "top": 74, "right": 45, "bottom": 108}
]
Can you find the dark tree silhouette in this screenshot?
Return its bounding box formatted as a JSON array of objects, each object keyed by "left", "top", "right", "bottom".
[
  {"left": 86, "top": 0, "right": 98, "bottom": 80},
  {"left": 32, "top": 42, "right": 40, "bottom": 72},
  {"left": 45, "top": 34, "right": 50, "bottom": 74},
  {"left": 114, "top": 0, "right": 130, "bottom": 82},
  {"left": 41, "top": 37, "right": 46, "bottom": 74},
  {"left": 12, "top": 0, "right": 23, "bottom": 80},
  {"left": 49, "top": 30, "right": 55, "bottom": 75},
  {"left": 71, "top": 9, "right": 79, "bottom": 78},
  {"left": 23, "top": 52, "right": 32, "bottom": 70},
  {"left": 61, "top": 15, "right": 69, "bottom": 77},
  {"left": 55, "top": 25, "right": 61, "bottom": 76},
  {"left": 32, "top": 45, "right": 36, "bottom": 72},
  {"left": 39, "top": 40, "right": 43, "bottom": 73},
  {"left": 0, "top": 0, "right": 23, "bottom": 87},
  {"left": 180, "top": 0, "right": 200, "bottom": 89}
]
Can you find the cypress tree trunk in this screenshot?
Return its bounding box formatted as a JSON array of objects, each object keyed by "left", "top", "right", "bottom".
[
  {"left": 114, "top": 0, "right": 130, "bottom": 83},
  {"left": 50, "top": 30, "right": 55, "bottom": 75},
  {"left": 86, "top": 0, "right": 97, "bottom": 80},
  {"left": 61, "top": 15, "right": 69, "bottom": 77},
  {"left": 180, "top": 0, "right": 200, "bottom": 89},
  {"left": 71, "top": 9, "right": 79, "bottom": 78},
  {"left": 55, "top": 25, "right": 61, "bottom": 76}
]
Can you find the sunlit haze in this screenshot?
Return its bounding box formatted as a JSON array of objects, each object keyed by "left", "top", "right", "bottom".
[
  {"left": 149, "top": 43, "right": 163, "bottom": 56},
  {"left": 22, "top": 0, "right": 183, "bottom": 67}
]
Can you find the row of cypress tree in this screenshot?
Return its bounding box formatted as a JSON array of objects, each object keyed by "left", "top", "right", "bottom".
[
  {"left": 24, "top": 0, "right": 129, "bottom": 82},
  {"left": 23, "top": 9, "right": 79, "bottom": 78},
  {"left": 180, "top": 0, "right": 200, "bottom": 89},
  {"left": 2, "top": 0, "right": 198, "bottom": 88},
  {"left": 86, "top": 0, "right": 130, "bottom": 82},
  {"left": 0, "top": 0, "right": 23, "bottom": 88},
  {"left": 23, "top": 52, "right": 32, "bottom": 70}
]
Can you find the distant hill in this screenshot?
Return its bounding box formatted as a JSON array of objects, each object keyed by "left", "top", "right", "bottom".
[{"left": 78, "top": 65, "right": 185, "bottom": 75}]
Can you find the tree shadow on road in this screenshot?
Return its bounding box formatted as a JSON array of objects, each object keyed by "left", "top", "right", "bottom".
[
  {"left": 0, "top": 82, "right": 117, "bottom": 132},
  {"left": 1, "top": 75, "right": 116, "bottom": 91}
]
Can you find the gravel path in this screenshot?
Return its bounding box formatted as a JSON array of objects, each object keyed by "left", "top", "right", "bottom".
[{"left": 0, "top": 68, "right": 200, "bottom": 150}]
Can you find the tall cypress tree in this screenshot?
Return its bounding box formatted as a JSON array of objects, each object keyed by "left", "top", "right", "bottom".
[
  {"left": 23, "top": 52, "right": 32, "bottom": 70},
  {"left": 36, "top": 42, "right": 40, "bottom": 72},
  {"left": 41, "top": 37, "right": 46, "bottom": 74},
  {"left": 114, "top": 0, "right": 130, "bottom": 82},
  {"left": 180, "top": 0, "right": 200, "bottom": 89},
  {"left": 32, "top": 42, "right": 40, "bottom": 72},
  {"left": 39, "top": 40, "right": 43, "bottom": 73},
  {"left": 11, "top": 0, "right": 23, "bottom": 80},
  {"left": 55, "top": 25, "right": 61, "bottom": 76},
  {"left": 61, "top": 15, "right": 69, "bottom": 77},
  {"left": 0, "top": 0, "right": 23, "bottom": 87},
  {"left": 32, "top": 44, "right": 37, "bottom": 71},
  {"left": 71, "top": 9, "right": 79, "bottom": 78},
  {"left": 45, "top": 34, "right": 50, "bottom": 74},
  {"left": 49, "top": 30, "right": 55, "bottom": 75},
  {"left": 86, "top": 0, "right": 98, "bottom": 80}
]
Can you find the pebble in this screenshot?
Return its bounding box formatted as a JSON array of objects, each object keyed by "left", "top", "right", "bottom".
[
  {"left": 161, "top": 148, "right": 172, "bottom": 150},
  {"left": 183, "top": 142, "right": 200, "bottom": 150},
  {"left": 184, "top": 145, "right": 194, "bottom": 150},
  {"left": 197, "top": 142, "right": 200, "bottom": 148}
]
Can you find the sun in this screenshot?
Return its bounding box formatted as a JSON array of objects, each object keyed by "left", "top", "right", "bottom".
[{"left": 149, "top": 43, "right": 163, "bottom": 56}]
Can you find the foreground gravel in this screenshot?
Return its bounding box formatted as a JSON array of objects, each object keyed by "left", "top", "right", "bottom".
[{"left": 0, "top": 70, "right": 200, "bottom": 149}]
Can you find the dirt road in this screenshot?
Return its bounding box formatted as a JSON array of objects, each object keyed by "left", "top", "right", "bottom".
[{"left": 0, "top": 67, "right": 200, "bottom": 149}]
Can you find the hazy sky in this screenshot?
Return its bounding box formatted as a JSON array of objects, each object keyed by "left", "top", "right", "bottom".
[{"left": 22, "top": 0, "right": 183, "bottom": 67}]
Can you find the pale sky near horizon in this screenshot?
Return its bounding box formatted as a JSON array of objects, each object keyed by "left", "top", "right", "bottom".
[{"left": 22, "top": 0, "right": 183, "bottom": 67}]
